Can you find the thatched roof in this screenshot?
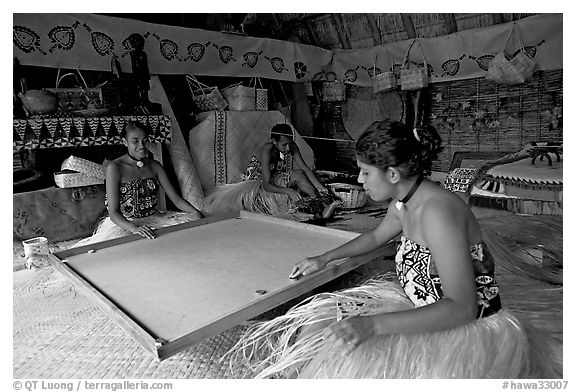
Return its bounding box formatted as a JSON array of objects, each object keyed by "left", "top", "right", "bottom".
[{"left": 105, "top": 13, "right": 540, "bottom": 49}]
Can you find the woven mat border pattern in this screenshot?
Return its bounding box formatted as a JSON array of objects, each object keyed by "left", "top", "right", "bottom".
[{"left": 13, "top": 268, "right": 254, "bottom": 379}]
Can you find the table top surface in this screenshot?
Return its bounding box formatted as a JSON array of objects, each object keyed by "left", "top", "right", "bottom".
[{"left": 59, "top": 213, "right": 359, "bottom": 342}]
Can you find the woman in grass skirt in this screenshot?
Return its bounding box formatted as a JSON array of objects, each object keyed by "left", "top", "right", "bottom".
[
  {"left": 225, "top": 120, "right": 561, "bottom": 379},
  {"left": 204, "top": 123, "right": 340, "bottom": 220},
  {"left": 74, "top": 121, "right": 202, "bottom": 247}
]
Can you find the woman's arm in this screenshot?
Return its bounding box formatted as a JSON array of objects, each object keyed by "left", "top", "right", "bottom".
[
  {"left": 259, "top": 144, "right": 300, "bottom": 200},
  {"left": 290, "top": 208, "right": 402, "bottom": 279},
  {"left": 106, "top": 162, "right": 155, "bottom": 239},
  {"left": 324, "top": 199, "right": 478, "bottom": 351},
  {"left": 151, "top": 160, "right": 202, "bottom": 217},
  {"left": 291, "top": 143, "right": 326, "bottom": 191}
]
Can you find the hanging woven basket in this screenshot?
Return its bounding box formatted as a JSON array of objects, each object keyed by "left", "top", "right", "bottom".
[{"left": 372, "top": 46, "right": 397, "bottom": 93}]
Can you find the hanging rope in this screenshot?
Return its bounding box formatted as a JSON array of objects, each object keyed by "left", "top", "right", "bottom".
[{"left": 248, "top": 127, "right": 357, "bottom": 144}]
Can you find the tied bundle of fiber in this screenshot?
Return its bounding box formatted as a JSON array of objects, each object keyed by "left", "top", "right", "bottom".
[
  {"left": 223, "top": 274, "right": 532, "bottom": 379},
  {"left": 72, "top": 212, "right": 200, "bottom": 248},
  {"left": 479, "top": 215, "right": 562, "bottom": 285}
]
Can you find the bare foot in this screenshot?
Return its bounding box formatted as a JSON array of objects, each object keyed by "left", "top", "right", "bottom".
[{"left": 292, "top": 211, "right": 315, "bottom": 221}]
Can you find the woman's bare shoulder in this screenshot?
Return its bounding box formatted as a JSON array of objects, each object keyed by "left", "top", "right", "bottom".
[
  {"left": 420, "top": 185, "right": 470, "bottom": 220},
  {"left": 106, "top": 158, "right": 122, "bottom": 172}
]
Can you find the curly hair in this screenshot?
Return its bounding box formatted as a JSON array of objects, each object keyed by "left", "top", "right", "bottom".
[{"left": 356, "top": 120, "right": 443, "bottom": 177}]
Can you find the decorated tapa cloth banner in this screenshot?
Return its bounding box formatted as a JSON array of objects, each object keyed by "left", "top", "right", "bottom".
[
  {"left": 13, "top": 115, "right": 171, "bottom": 152},
  {"left": 13, "top": 13, "right": 330, "bottom": 84},
  {"left": 14, "top": 13, "right": 561, "bottom": 85},
  {"left": 329, "top": 14, "right": 562, "bottom": 85}
]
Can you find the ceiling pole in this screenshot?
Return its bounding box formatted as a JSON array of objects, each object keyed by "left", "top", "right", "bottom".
[
  {"left": 400, "top": 13, "right": 417, "bottom": 39},
  {"left": 331, "top": 14, "right": 352, "bottom": 49},
  {"left": 270, "top": 13, "right": 285, "bottom": 37},
  {"left": 364, "top": 14, "right": 382, "bottom": 46},
  {"left": 304, "top": 19, "right": 321, "bottom": 46},
  {"left": 441, "top": 13, "right": 458, "bottom": 34},
  {"left": 492, "top": 13, "right": 505, "bottom": 25}
]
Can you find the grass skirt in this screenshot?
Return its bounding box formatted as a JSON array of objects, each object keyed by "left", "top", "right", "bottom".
[
  {"left": 224, "top": 274, "right": 545, "bottom": 378},
  {"left": 222, "top": 211, "right": 562, "bottom": 379},
  {"left": 72, "top": 211, "right": 201, "bottom": 247},
  {"left": 203, "top": 180, "right": 331, "bottom": 220}
]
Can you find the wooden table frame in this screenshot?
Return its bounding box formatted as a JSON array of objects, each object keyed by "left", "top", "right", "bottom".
[{"left": 49, "top": 211, "right": 391, "bottom": 361}]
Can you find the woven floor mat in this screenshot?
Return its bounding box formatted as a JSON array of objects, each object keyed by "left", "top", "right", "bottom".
[{"left": 13, "top": 267, "right": 255, "bottom": 379}]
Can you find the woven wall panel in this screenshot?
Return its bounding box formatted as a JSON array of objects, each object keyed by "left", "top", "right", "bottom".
[
  {"left": 321, "top": 70, "right": 562, "bottom": 173},
  {"left": 430, "top": 70, "right": 563, "bottom": 171}
]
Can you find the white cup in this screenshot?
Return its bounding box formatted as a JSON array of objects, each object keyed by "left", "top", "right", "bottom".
[{"left": 22, "top": 237, "right": 50, "bottom": 270}]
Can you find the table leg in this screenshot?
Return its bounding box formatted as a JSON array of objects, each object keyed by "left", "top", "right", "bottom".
[{"left": 530, "top": 152, "right": 552, "bottom": 166}]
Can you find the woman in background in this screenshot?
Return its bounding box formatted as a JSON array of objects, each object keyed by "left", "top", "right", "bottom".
[
  {"left": 205, "top": 123, "right": 340, "bottom": 220},
  {"left": 74, "top": 121, "right": 202, "bottom": 247}
]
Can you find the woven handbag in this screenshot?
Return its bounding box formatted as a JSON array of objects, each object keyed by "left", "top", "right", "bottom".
[
  {"left": 400, "top": 39, "right": 429, "bottom": 91},
  {"left": 48, "top": 69, "right": 105, "bottom": 111},
  {"left": 61, "top": 156, "right": 106, "bottom": 179},
  {"left": 54, "top": 155, "right": 106, "bottom": 188},
  {"left": 372, "top": 46, "right": 397, "bottom": 93},
  {"left": 250, "top": 77, "right": 268, "bottom": 111},
  {"left": 222, "top": 83, "right": 256, "bottom": 111},
  {"left": 321, "top": 80, "right": 346, "bottom": 102},
  {"left": 186, "top": 74, "right": 228, "bottom": 112},
  {"left": 486, "top": 23, "right": 536, "bottom": 85},
  {"left": 54, "top": 170, "right": 104, "bottom": 188}
]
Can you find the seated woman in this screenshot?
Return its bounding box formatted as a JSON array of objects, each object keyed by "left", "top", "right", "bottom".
[
  {"left": 205, "top": 123, "right": 340, "bottom": 220},
  {"left": 224, "top": 120, "right": 561, "bottom": 379},
  {"left": 74, "top": 121, "right": 202, "bottom": 247}
]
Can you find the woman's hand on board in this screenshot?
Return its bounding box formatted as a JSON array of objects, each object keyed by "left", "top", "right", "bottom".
[{"left": 289, "top": 255, "right": 327, "bottom": 280}]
